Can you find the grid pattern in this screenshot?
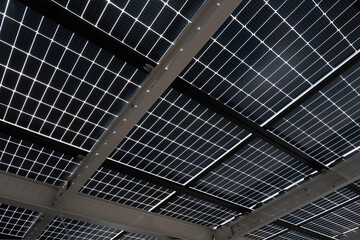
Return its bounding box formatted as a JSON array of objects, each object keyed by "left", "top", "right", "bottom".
[
  {"left": 0, "top": 0, "right": 146, "bottom": 151},
  {"left": 273, "top": 230, "right": 318, "bottom": 240},
  {"left": 356, "top": 180, "right": 360, "bottom": 187},
  {"left": 155, "top": 194, "right": 239, "bottom": 228},
  {"left": 0, "top": 132, "right": 81, "bottom": 186},
  {"left": 302, "top": 200, "right": 360, "bottom": 238},
  {"left": 270, "top": 60, "right": 360, "bottom": 166},
  {"left": 193, "top": 138, "right": 314, "bottom": 208},
  {"left": 0, "top": 203, "right": 40, "bottom": 238},
  {"left": 38, "top": 217, "right": 122, "bottom": 240},
  {"left": 81, "top": 167, "right": 173, "bottom": 210},
  {"left": 281, "top": 187, "right": 359, "bottom": 225},
  {"left": 110, "top": 88, "right": 248, "bottom": 184},
  {"left": 245, "top": 223, "right": 287, "bottom": 240},
  {"left": 51, "top": 0, "right": 206, "bottom": 62},
  {"left": 119, "top": 232, "right": 161, "bottom": 240},
  {"left": 180, "top": 0, "right": 360, "bottom": 125}
]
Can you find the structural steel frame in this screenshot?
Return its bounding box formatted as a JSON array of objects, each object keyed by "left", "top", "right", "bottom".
[{"left": 0, "top": 0, "right": 359, "bottom": 239}]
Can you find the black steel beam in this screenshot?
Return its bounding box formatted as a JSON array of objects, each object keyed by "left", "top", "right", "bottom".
[
  {"left": 112, "top": 231, "right": 127, "bottom": 240},
  {"left": 264, "top": 51, "right": 360, "bottom": 127},
  {"left": 171, "top": 78, "right": 327, "bottom": 172},
  {"left": 274, "top": 220, "right": 333, "bottom": 240},
  {"left": 0, "top": 121, "right": 87, "bottom": 158},
  {"left": 0, "top": 234, "right": 21, "bottom": 239},
  {"left": 189, "top": 135, "right": 255, "bottom": 184},
  {"left": 347, "top": 184, "right": 360, "bottom": 196},
  {"left": 101, "top": 159, "right": 251, "bottom": 214},
  {"left": 15, "top": 0, "right": 156, "bottom": 72},
  {"left": 298, "top": 195, "right": 360, "bottom": 226}
]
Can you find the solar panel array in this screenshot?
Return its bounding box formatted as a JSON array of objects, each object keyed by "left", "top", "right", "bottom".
[
  {"left": 38, "top": 217, "right": 122, "bottom": 240},
  {"left": 245, "top": 185, "right": 360, "bottom": 240},
  {"left": 51, "top": 0, "right": 206, "bottom": 62},
  {"left": 0, "top": 202, "right": 40, "bottom": 238},
  {"left": 0, "top": 0, "right": 146, "bottom": 151},
  {"left": 0, "top": 0, "right": 360, "bottom": 239}
]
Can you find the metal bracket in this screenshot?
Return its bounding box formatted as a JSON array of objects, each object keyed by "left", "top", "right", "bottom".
[
  {"left": 143, "top": 63, "right": 155, "bottom": 73},
  {"left": 52, "top": 187, "right": 66, "bottom": 206}
]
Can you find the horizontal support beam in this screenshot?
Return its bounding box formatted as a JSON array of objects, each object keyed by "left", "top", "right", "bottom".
[
  {"left": 0, "top": 172, "right": 212, "bottom": 240},
  {"left": 0, "top": 121, "right": 87, "bottom": 159},
  {"left": 15, "top": 0, "right": 155, "bottom": 71},
  {"left": 171, "top": 79, "right": 326, "bottom": 172},
  {"left": 264, "top": 50, "right": 360, "bottom": 127},
  {"left": 214, "top": 151, "right": 360, "bottom": 240},
  {"left": 274, "top": 220, "right": 333, "bottom": 240},
  {"left": 102, "top": 160, "right": 250, "bottom": 213},
  {"left": 0, "top": 234, "right": 21, "bottom": 239}
]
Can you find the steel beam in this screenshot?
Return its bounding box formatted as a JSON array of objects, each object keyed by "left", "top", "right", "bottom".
[
  {"left": 263, "top": 50, "right": 360, "bottom": 127},
  {"left": 171, "top": 79, "right": 326, "bottom": 172},
  {"left": 0, "top": 121, "right": 87, "bottom": 159},
  {"left": 15, "top": 0, "right": 155, "bottom": 71},
  {"left": 0, "top": 172, "right": 212, "bottom": 240},
  {"left": 213, "top": 151, "right": 360, "bottom": 240},
  {"left": 274, "top": 220, "right": 333, "bottom": 240},
  {"left": 102, "top": 160, "right": 250, "bottom": 213}
]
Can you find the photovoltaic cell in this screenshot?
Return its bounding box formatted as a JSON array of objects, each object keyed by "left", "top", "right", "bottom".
[
  {"left": 302, "top": 200, "right": 360, "bottom": 238},
  {"left": 51, "top": 0, "right": 206, "bottom": 62},
  {"left": 0, "top": 0, "right": 146, "bottom": 151},
  {"left": 37, "top": 217, "right": 122, "bottom": 240},
  {"left": 154, "top": 194, "right": 239, "bottom": 228},
  {"left": 193, "top": 138, "right": 314, "bottom": 208},
  {"left": 281, "top": 187, "right": 358, "bottom": 225},
  {"left": 245, "top": 223, "right": 287, "bottom": 240},
  {"left": 119, "top": 232, "right": 161, "bottom": 240},
  {"left": 273, "top": 230, "right": 318, "bottom": 240},
  {"left": 355, "top": 180, "right": 360, "bottom": 187},
  {"left": 0, "top": 132, "right": 81, "bottom": 186},
  {"left": 110, "top": 88, "right": 248, "bottom": 184},
  {"left": 80, "top": 167, "right": 173, "bottom": 210},
  {"left": 270, "top": 60, "right": 360, "bottom": 166},
  {"left": 0, "top": 203, "right": 40, "bottom": 238},
  {"left": 180, "top": 0, "right": 360, "bottom": 125}
]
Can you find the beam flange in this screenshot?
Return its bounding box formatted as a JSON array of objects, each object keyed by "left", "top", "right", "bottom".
[
  {"left": 213, "top": 151, "right": 360, "bottom": 240},
  {"left": 0, "top": 172, "right": 212, "bottom": 240}
]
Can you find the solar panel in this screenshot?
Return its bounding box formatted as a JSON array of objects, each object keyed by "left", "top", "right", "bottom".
[
  {"left": 302, "top": 200, "right": 360, "bottom": 238},
  {"left": 269, "top": 59, "right": 360, "bottom": 166},
  {"left": 244, "top": 223, "right": 287, "bottom": 240},
  {"left": 0, "top": 132, "right": 81, "bottom": 186},
  {"left": 38, "top": 216, "right": 122, "bottom": 240},
  {"left": 180, "top": 0, "right": 360, "bottom": 125},
  {"left": 192, "top": 138, "right": 314, "bottom": 208},
  {"left": 51, "top": 0, "right": 206, "bottom": 62},
  {"left": 0, "top": 202, "right": 40, "bottom": 238},
  {"left": 281, "top": 187, "right": 358, "bottom": 225},
  {"left": 109, "top": 88, "right": 249, "bottom": 184},
  {"left": 154, "top": 194, "right": 239, "bottom": 228},
  {"left": 273, "top": 230, "right": 318, "bottom": 240},
  {"left": 119, "top": 232, "right": 161, "bottom": 240},
  {"left": 80, "top": 167, "right": 173, "bottom": 210},
  {"left": 0, "top": 0, "right": 146, "bottom": 151}
]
